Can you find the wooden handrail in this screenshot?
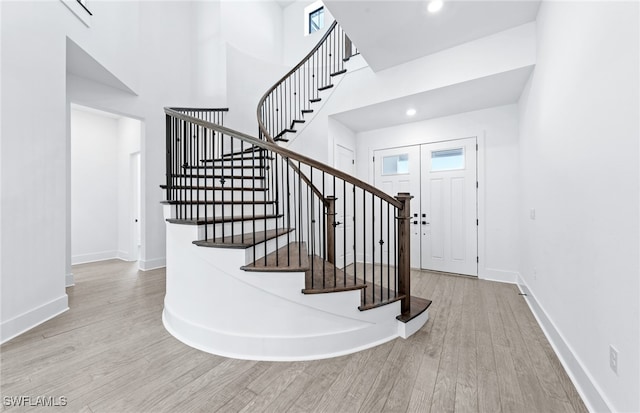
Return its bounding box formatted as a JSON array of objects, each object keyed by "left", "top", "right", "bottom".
[
  {"left": 165, "top": 107, "right": 403, "bottom": 209},
  {"left": 256, "top": 20, "right": 339, "bottom": 141}
]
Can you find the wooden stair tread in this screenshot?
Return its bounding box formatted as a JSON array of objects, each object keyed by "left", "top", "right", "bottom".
[
  {"left": 193, "top": 228, "right": 294, "bottom": 249},
  {"left": 330, "top": 69, "right": 347, "bottom": 77},
  {"left": 303, "top": 256, "right": 366, "bottom": 294},
  {"left": 241, "top": 242, "right": 309, "bottom": 272},
  {"left": 318, "top": 84, "right": 334, "bottom": 91},
  {"left": 301, "top": 109, "right": 314, "bottom": 114},
  {"left": 396, "top": 296, "right": 432, "bottom": 323},
  {"left": 166, "top": 214, "right": 282, "bottom": 225},
  {"left": 309, "top": 98, "right": 321, "bottom": 103}
]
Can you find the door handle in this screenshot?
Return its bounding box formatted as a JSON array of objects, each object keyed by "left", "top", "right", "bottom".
[{"left": 422, "top": 221, "right": 429, "bottom": 225}]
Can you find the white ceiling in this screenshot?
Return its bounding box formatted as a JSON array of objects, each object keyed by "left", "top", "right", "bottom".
[
  {"left": 330, "top": 65, "right": 533, "bottom": 132},
  {"left": 324, "top": 0, "right": 541, "bottom": 71}
]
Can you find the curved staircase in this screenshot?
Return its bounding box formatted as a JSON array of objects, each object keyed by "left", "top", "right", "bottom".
[{"left": 161, "top": 22, "right": 431, "bottom": 361}]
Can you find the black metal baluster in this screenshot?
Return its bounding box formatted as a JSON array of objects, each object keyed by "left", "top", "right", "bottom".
[
  {"left": 380, "top": 197, "right": 383, "bottom": 304},
  {"left": 286, "top": 158, "right": 291, "bottom": 266},
  {"left": 363, "top": 189, "right": 366, "bottom": 305},
  {"left": 298, "top": 161, "right": 303, "bottom": 267},
  {"left": 343, "top": 179, "right": 346, "bottom": 286},
  {"left": 353, "top": 184, "right": 356, "bottom": 286},
  {"left": 387, "top": 202, "right": 390, "bottom": 300}
]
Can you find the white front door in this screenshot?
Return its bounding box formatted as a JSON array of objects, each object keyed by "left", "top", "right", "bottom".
[
  {"left": 335, "top": 144, "right": 355, "bottom": 269},
  {"left": 420, "top": 138, "right": 477, "bottom": 276},
  {"left": 373, "top": 145, "right": 421, "bottom": 268}
]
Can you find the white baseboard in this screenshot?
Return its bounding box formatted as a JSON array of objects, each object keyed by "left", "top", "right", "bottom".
[
  {"left": 517, "top": 275, "right": 612, "bottom": 413},
  {"left": 480, "top": 268, "right": 518, "bottom": 284},
  {"left": 71, "top": 250, "right": 118, "bottom": 265},
  {"left": 0, "top": 295, "right": 69, "bottom": 344},
  {"left": 139, "top": 257, "right": 166, "bottom": 271},
  {"left": 65, "top": 272, "right": 75, "bottom": 287}
]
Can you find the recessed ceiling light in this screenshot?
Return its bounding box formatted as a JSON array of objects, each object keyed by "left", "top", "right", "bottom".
[
  {"left": 428, "top": 0, "right": 443, "bottom": 13},
  {"left": 406, "top": 108, "right": 417, "bottom": 116}
]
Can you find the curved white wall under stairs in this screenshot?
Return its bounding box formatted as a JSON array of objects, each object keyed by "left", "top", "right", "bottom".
[{"left": 162, "top": 217, "right": 428, "bottom": 361}]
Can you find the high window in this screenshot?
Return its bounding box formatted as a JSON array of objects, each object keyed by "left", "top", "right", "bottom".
[{"left": 309, "top": 6, "right": 324, "bottom": 34}]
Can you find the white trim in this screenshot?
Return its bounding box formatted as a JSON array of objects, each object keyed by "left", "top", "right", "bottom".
[
  {"left": 517, "top": 275, "right": 613, "bottom": 413},
  {"left": 304, "top": 0, "right": 325, "bottom": 36},
  {"left": 480, "top": 268, "right": 518, "bottom": 284},
  {"left": 0, "top": 295, "right": 69, "bottom": 344},
  {"left": 65, "top": 272, "right": 75, "bottom": 287},
  {"left": 139, "top": 257, "right": 166, "bottom": 271},
  {"left": 71, "top": 250, "right": 118, "bottom": 265}
]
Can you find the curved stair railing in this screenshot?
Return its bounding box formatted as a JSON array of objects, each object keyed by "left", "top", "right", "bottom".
[
  {"left": 163, "top": 20, "right": 425, "bottom": 317},
  {"left": 257, "top": 20, "right": 358, "bottom": 143},
  {"left": 164, "top": 107, "right": 414, "bottom": 313}
]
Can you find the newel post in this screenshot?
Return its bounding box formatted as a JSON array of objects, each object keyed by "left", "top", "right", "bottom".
[
  {"left": 325, "top": 196, "right": 337, "bottom": 264},
  {"left": 396, "top": 192, "right": 413, "bottom": 314}
]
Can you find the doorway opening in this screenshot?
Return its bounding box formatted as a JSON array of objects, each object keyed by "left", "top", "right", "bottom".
[
  {"left": 374, "top": 137, "right": 478, "bottom": 276},
  {"left": 70, "top": 104, "right": 143, "bottom": 266}
]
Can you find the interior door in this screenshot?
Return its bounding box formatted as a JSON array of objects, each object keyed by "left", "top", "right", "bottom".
[
  {"left": 373, "top": 145, "right": 421, "bottom": 268},
  {"left": 335, "top": 144, "right": 355, "bottom": 269},
  {"left": 420, "top": 138, "right": 477, "bottom": 276}
]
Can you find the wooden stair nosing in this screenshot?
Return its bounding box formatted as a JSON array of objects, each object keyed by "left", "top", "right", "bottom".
[
  {"left": 309, "top": 98, "right": 321, "bottom": 103},
  {"left": 330, "top": 69, "right": 347, "bottom": 77},
  {"left": 193, "top": 228, "right": 294, "bottom": 249},
  {"left": 396, "top": 296, "right": 432, "bottom": 323},
  {"left": 317, "top": 84, "right": 334, "bottom": 91},
  {"left": 241, "top": 242, "right": 309, "bottom": 272},
  {"left": 301, "top": 109, "right": 314, "bottom": 114},
  {"left": 166, "top": 213, "right": 283, "bottom": 226}
]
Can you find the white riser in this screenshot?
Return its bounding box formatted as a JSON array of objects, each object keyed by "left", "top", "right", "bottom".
[
  {"left": 205, "top": 158, "right": 272, "bottom": 167},
  {"left": 182, "top": 167, "right": 267, "bottom": 177},
  {"left": 171, "top": 203, "right": 276, "bottom": 217},
  {"left": 196, "top": 218, "right": 282, "bottom": 240},
  {"left": 245, "top": 230, "right": 297, "bottom": 265},
  {"left": 171, "top": 177, "right": 268, "bottom": 188},
  {"left": 166, "top": 189, "right": 269, "bottom": 202}
]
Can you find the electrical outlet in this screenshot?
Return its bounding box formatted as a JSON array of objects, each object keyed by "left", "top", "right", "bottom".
[{"left": 609, "top": 345, "right": 618, "bottom": 374}]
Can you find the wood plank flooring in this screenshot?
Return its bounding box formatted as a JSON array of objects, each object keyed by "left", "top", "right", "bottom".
[{"left": 0, "top": 260, "right": 588, "bottom": 413}]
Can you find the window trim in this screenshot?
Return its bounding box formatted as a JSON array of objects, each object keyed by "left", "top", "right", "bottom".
[{"left": 308, "top": 6, "right": 324, "bottom": 34}]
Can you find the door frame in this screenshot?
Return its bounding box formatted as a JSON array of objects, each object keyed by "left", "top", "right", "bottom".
[{"left": 367, "top": 135, "right": 484, "bottom": 276}]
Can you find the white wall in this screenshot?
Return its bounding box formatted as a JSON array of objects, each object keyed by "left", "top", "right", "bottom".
[
  {"left": 1, "top": 0, "right": 196, "bottom": 342},
  {"left": 283, "top": 0, "right": 335, "bottom": 67},
  {"left": 518, "top": 2, "right": 639, "bottom": 412},
  {"left": 355, "top": 105, "right": 520, "bottom": 282},
  {"left": 71, "top": 108, "right": 119, "bottom": 264}
]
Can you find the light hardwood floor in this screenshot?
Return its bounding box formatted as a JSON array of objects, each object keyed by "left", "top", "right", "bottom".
[{"left": 1, "top": 260, "right": 587, "bottom": 413}]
